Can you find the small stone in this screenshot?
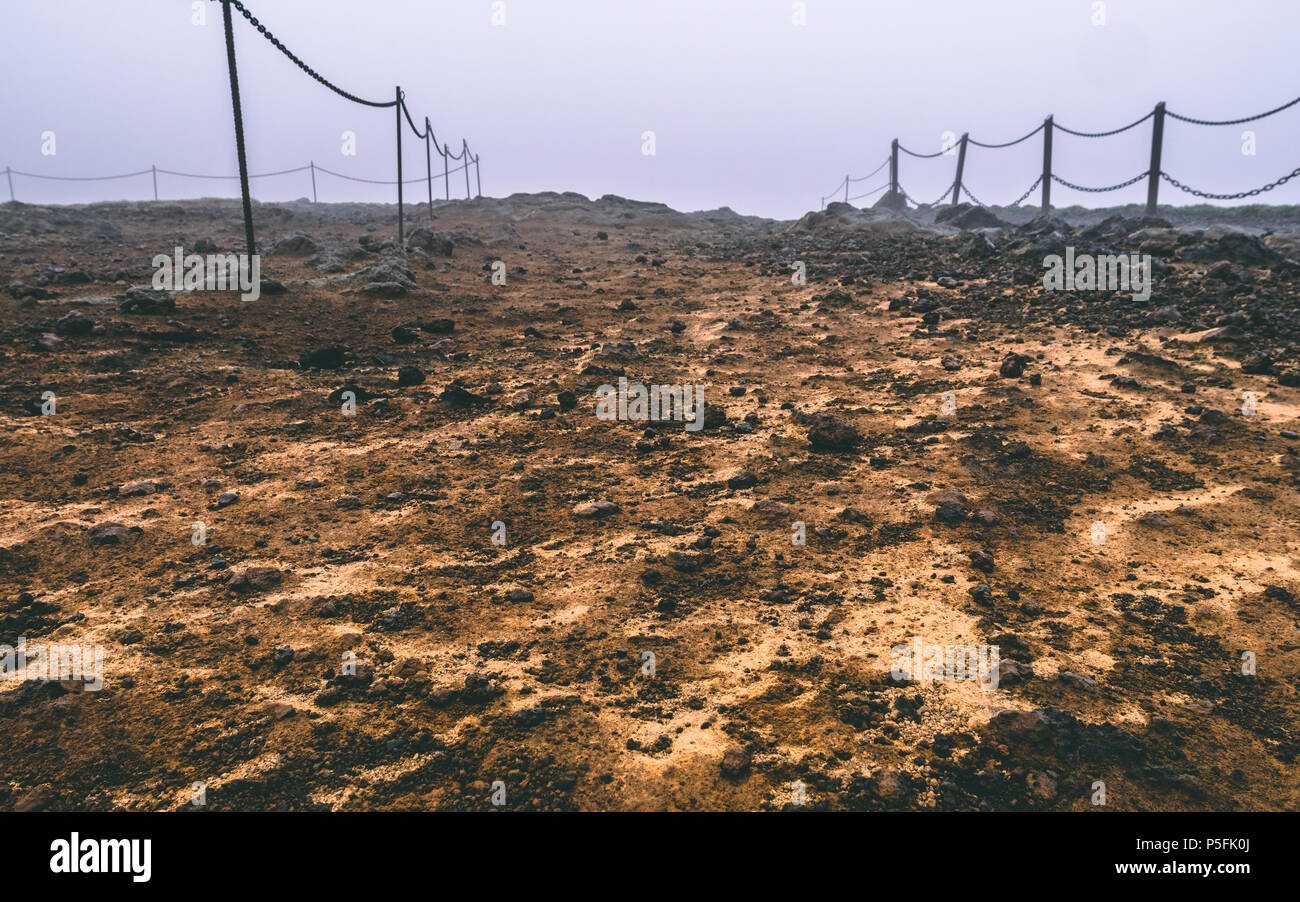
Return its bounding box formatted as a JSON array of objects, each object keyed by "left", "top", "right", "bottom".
[
  {"left": 54, "top": 309, "right": 94, "bottom": 336},
  {"left": 391, "top": 324, "right": 419, "bottom": 344},
  {"left": 999, "top": 354, "right": 1029, "bottom": 378},
  {"left": 1057, "top": 671, "right": 1099, "bottom": 692},
  {"left": 1137, "top": 511, "right": 1173, "bottom": 528},
  {"left": 1026, "top": 771, "right": 1058, "bottom": 802},
  {"left": 228, "top": 567, "right": 284, "bottom": 592},
  {"left": 727, "top": 470, "right": 758, "bottom": 490},
  {"left": 396, "top": 365, "right": 425, "bottom": 386},
  {"left": 720, "top": 746, "right": 751, "bottom": 778},
  {"left": 89, "top": 522, "right": 142, "bottom": 545},
  {"left": 573, "top": 499, "right": 619, "bottom": 518},
  {"left": 118, "top": 479, "right": 160, "bottom": 497},
  {"left": 806, "top": 412, "right": 860, "bottom": 451},
  {"left": 749, "top": 498, "right": 790, "bottom": 517}
]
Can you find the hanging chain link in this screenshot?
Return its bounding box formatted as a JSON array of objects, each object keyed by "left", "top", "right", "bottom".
[
  {"left": 902, "top": 180, "right": 956, "bottom": 207},
  {"left": 1050, "top": 170, "right": 1149, "bottom": 193},
  {"left": 968, "top": 122, "right": 1045, "bottom": 149},
  {"left": 1167, "top": 94, "right": 1300, "bottom": 126},
  {"left": 1053, "top": 110, "right": 1154, "bottom": 138},
  {"left": 1159, "top": 165, "right": 1300, "bottom": 199},
  {"left": 219, "top": 0, "right": 397, "bottom": 107},
  {"left": 1009, "top": 174, "right": 1043, "bottom": 206}
]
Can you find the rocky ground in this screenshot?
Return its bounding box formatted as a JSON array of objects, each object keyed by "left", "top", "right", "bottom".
[{"left": 1, "top": 192, "right": 1297, "bottom": 811}]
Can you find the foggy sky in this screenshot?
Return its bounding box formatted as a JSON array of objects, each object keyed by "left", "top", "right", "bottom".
[{"left": 3, "top": 0, "right": 1299, "bottom": 219}]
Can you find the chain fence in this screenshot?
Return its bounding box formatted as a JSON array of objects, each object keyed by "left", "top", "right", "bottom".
[{"left": 821, "top": 90, "right": 1300, "bottom": 212}]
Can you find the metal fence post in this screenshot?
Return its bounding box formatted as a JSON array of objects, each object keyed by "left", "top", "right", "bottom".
[
  {"left": 843, "top": 175, "right": 849, "bottom": 204},
  {"left": 395, "top": 86, "right": 404, "bottom": 248},
  {"left": 310, "top": 160, "right": 317, "bottom": 203},
  {"left": 1146, "top": 101, "right": 1166, "bottom": 216},
  {"left": 443, "top": 144, "right": 449, "bottom": 200},
  {"left": 462, "top": 140, "right": 471, "bottom": 199},
  {"left": 475, "top": 155, "right": 482, "bottom": 198},
  {"left": 221, "top": 0, "right": 256, "bottom": 255},
  {"left": 951, "top": 133, "right": 968, "bottom": 205},
  {"left": 4, "top": 166, "right": 12, "bottom": 202},
  {"left": 424, "top": 117, "right": 434, "bottom": 218},
  {"left": 151, "top": 164, "right": 158, "bottom": 201},
  {"left": 1040, "top": 115, "right": 1053, "bottom": 214},
  {"left": 890, "top": 139, "right": 899, "bottom": 196}
]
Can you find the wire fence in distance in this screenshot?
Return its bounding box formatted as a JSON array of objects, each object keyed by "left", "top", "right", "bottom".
[{"left": 2, "top": 159, "right": 475, "bottom": 204}]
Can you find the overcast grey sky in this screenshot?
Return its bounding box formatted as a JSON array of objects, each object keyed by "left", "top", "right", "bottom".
[{"left": 3, "top": 0, "right": 1299, "bottom": 218}]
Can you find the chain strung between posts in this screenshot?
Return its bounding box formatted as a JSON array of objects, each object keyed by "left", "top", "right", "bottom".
[{"left": 1160, "top": 165, "right": 1300, "bottom": 199}]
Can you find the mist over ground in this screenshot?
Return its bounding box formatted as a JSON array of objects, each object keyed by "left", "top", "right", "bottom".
[{"left": 3, "top": 0, "right": 1299, "bottom": 217}]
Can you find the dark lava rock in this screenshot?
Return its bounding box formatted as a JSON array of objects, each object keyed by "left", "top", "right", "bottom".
[
  {"left": 701, "top": 402, "right": 728, "bottom": 429},
  {"left": 120, "top": 286, "right": 176, "bottom": 314},
  {"left": 391, "top": 324, "right": 419, "bottom": 344},
  {"left": 960, "top": 233, "right": 997, "bottom": 259},
  {"left": 720, "top": 746, "right": 752, "bottom": 778},
  {"left": 361, "top": 281, "right": 408, "bottom": 299},
  {"left": 271, "top": 233, "right": 319, "bottom": 256},
  {"left": 935, "top": 203, "right": 1005, "bottom": 230},
  {"left": 405, "top": 228, "right": 454, "bottom": 256},
  {"left": 999, "top": 353, "right": 1030, "bottom": 378},
  {"left": 440, "top": 381, "right": 491, "bottom": 407},
  {"left": 728, "top": 470, "right": 759, "bottom": 490},
  {"left": 512, "top": 707, "right": 547, "bottom": 729},
  {"left": 54, "top": 310, "right": 94, "bottom": 335},
  {"left": 870, "top": 768, "right": 909, "bottom": 801},
  {"left": 806, "top": 412, "right": 860, "bottom": 451},
  {"left": 88, "top": 522, "right": 142, "bottom": 545},
  {"left": 396, "top": 365, "right": 425, "bottom": 387},
  {"left": 1177, "top": 232, "right": 1281, "bottom": 266},
  {"left": 997, "top": 660, "right": 1034, "bottom": 685},
  {"left": 327, "top": 383, "right": 378, "bottom": 405},
  {"left": 299, "top": 346, "right": 347, "bottom": 370},
  {"left": 1240, "top": 352, "right": 1274, "bottom": 375},
  {"left": 227, "top": 567, "right": 284, "bottom": 592},
  {"left": 935, "top": 503, "right": 966, "bottom": 524}
]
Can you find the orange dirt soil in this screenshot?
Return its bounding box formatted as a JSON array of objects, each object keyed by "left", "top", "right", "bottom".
[{"left": 1, "top": 194, "right": 1297, "bottom": 810}]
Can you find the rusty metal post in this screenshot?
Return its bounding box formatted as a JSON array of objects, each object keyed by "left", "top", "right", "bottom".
[
  {"left": 463, "top": 140, "right": 471, "bottom": 199},
  {"left": 395, "top": 86, "right": 404, "bottom": 248},
  {"left": 1040, "top": 116, "right": 1053, "bottom": 214},
  {"left": 425, "top": 118, "right": 434, "bottom": 218},
  {"left": 221, "top": 0, "right": 256, "bottom": 254},
  {"left": 951, "top": 133, "right": 968, "bottom": 205},
  {"left": 1146, "top": 102, "right": 1166, "bottom": 216},
  {"left": 890, "top": 139, "right": 899, "bottom": 195}
]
